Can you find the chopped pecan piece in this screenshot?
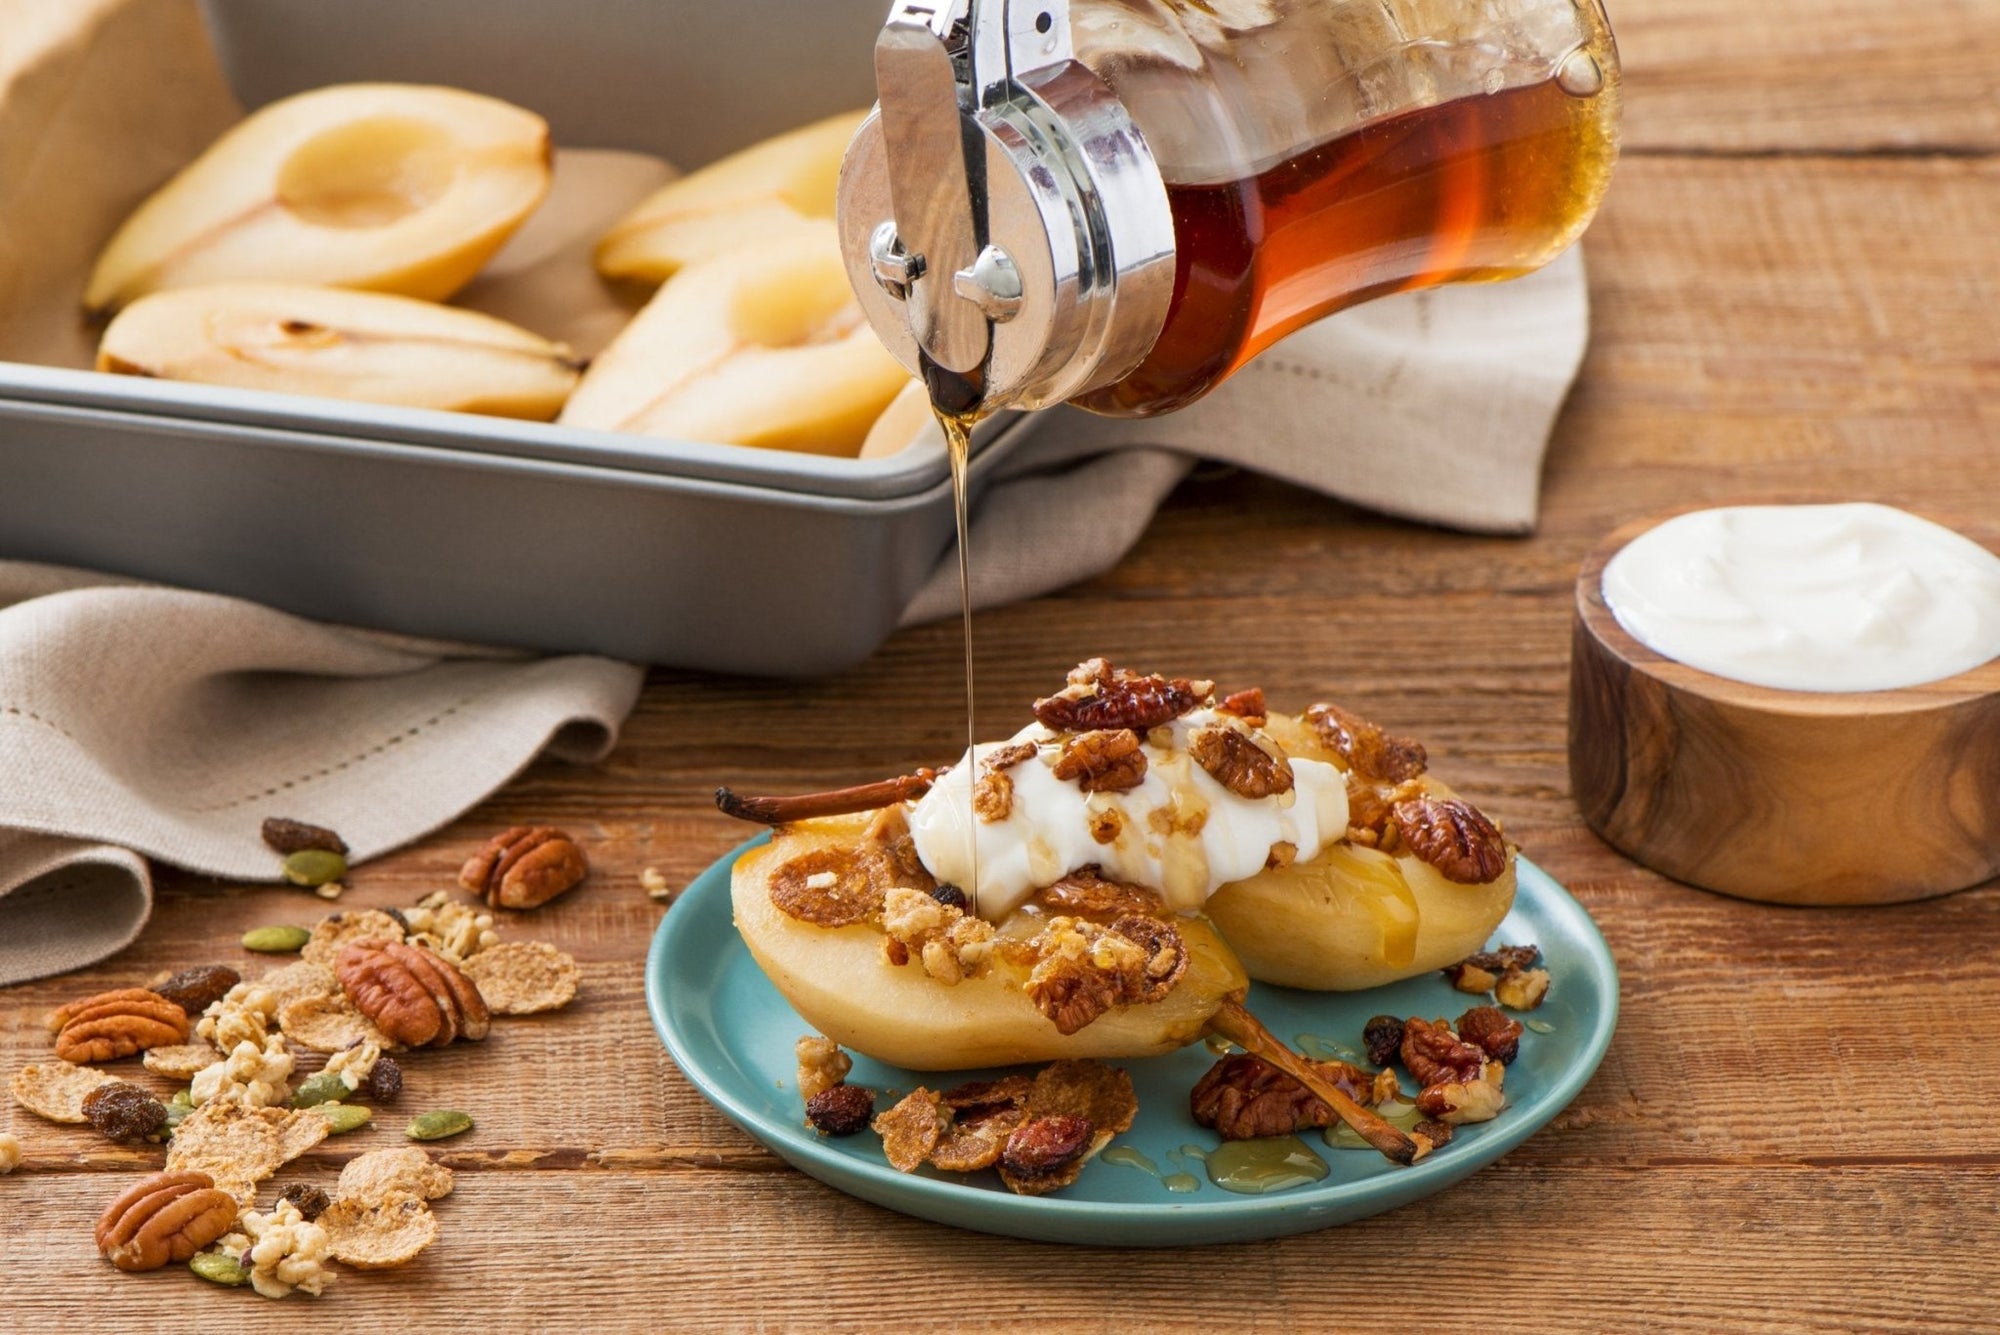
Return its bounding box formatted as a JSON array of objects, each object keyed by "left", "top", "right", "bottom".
[
  {"left": 971, "top": 739, "right": 1034, "bottom": 823},
  {"left": 1189, "top": 723, "right": 1294, "bottom": 799},
  {"left": 1024, "top": 956, "right": 1120, "bottom": 1036},
  {"left": 1190, "top": 1053, "right": 1378, "bottom": 1141},
  {"left": 1034, "top": 868, "right": 1164, "bottom": 920},
  {"left": 1459, "top": 944, "right": 1542, "bottom": 974},
  {"left": 767, "top": 846, "right": 885, "bottom": 928},
  {"left": 805, "top": 1084, "right": 876, "bottom": 1137},
  {"left": 1393, "top": 795, "right": 1508, "bottom": 884},
  {"left": 1216, "top": 687, "right": 1267, "bottom": 726},
  {"left": 1051, "top": 729, "right": 1149, "bottom": 793},
  {"left": 1304, "top": 702, "right": 1427, "bottom": 783},
  {"left": 1033, "top": 659, "right": 1211, "bottom": 734},
  {"left": 997, "top": 1115, "right": 1095, "bottom": 1195},
  {"left": 983, "top": 741, "right": 1038, "bottom": 773},
  {"left": 1495, "top": 967, "right": 1551, "bottom": 1012},
  {"left": 1363, "top": 1015, "right": 1406, "bottom": 1069},
  {"left": 972, "top": 769, "right": 1014, "bottom": 823},
  {"left": 1400, "top": 1017, "right": 1486, "bottom": 1088},
  {"left": 863, "top": 806, "right": 935, "bottom": 893},
  {"left": 1442, "top": 960, "right": 1500, "bottom": 994},
  {"left": 1416, "top": 1067, "right": 1506, "bottom": 1124},
  {"left": 1456, "top": 1006, "right": 1524, "bottom": 1064},
  {"left": 872, "top": 1089, "right": 948, "bottom": 1172},
  {"left": 1107, "top": 914, "right": 1188, "bottom": 1004}
]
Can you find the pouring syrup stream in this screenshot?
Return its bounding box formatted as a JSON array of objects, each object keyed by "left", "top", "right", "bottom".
[{"left": 922, "top": 355, "right": 987, "bottom": 916}]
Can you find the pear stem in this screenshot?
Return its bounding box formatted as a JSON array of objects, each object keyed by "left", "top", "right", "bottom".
[{"left": 1207, "top": 997, "right": 1417, "bottom": 1165}]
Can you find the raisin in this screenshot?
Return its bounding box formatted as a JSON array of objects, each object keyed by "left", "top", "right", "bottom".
[
  {"left": 82, "top": 1082, "right": 167, "bottom": 1143},
  {"left": 930, "top": 884, "right": 969, "bottom": 912},
  {"left": 363, "top": 1055, "right": 404, "bottom": 1103},
  {"left": 1456, "top": 1005, "right": 1524, "bottom": 1064},
  {"left": 805, "top": 1083, "right": 876, "bottom": 1137},
  {"left": 277, "top": 1183, "right": 331, "bottom": 1222},
  {"left": 1363, "top": 1015, "right": 1406, "bottom": 1070},
  {"left": 150, "top": 965, "right": 240, "bottom": 1017},
  {"left": 260, "top": 817, "right": 349, "bottom": 856},
  {"left": 999, "top": 1114, "right": 1094, "bottom": 1178}
]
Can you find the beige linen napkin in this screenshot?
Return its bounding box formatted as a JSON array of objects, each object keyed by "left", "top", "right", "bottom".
[
  {"left": 0, "top": 564, "right": 643, "bottom": 985},
  {"left": 903, "top": 245, "right": 1590, "bottom": 623}
]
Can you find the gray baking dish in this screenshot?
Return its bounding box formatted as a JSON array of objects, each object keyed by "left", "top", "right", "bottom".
[{"left": 0, "top": 0, "right": 1029, "bottom": 675}]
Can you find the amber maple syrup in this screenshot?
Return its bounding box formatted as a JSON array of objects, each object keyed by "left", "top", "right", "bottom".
[
  {"left": 1077, "top": 76, "right": 1620, "bottom": 417},
  {"left": 923, "top": 357, "right": 987, "bottom": 914}
]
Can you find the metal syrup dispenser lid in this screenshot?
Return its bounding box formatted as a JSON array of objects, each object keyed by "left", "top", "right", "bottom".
[{"left": 837, "top": 0, "right": 1178, "bottom": 414}]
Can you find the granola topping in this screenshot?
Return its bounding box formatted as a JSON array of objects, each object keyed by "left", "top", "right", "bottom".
[{"left": 217, "top": 1198, "right": 335, "bottom": 1299}]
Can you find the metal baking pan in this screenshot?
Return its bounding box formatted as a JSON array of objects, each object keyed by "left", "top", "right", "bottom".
[{"left": 0, "top": 0, "right": 1025, "bottom": 675}]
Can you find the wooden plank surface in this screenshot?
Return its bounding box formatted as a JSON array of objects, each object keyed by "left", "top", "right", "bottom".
[{"left": 4, "top": 0, "right": 1999, "bottom": 1330}]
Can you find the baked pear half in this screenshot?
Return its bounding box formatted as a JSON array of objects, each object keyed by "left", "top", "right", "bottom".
[{"left": 731, "top": 811, "right": 1248, "bottom": 1071}]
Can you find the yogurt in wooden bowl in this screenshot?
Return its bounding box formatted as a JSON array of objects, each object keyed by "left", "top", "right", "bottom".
[{"left": 1569, "top": 502, "right": 2000, "bottom": 905}]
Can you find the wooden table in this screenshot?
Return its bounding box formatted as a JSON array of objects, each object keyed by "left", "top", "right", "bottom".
[{"left": 4, "top": 1, "right": 1996, "bottom": 1329}]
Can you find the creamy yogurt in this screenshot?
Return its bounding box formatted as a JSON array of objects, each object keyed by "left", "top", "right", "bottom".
[
  {"left": 1601, "top": 503, "right": 2000, "bottom": 693},
  {"left": 909, "top": 709, "right": 1349, "bottom": 920}
]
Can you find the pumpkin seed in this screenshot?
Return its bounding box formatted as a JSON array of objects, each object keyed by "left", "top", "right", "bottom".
[
  {"left": 189, "top": 1250, "right": 249, "bottom": 1286},
  {"left": 281, "top": 849, "right": 347, "bottom": 888},
  {"left": 241, "top": 924, "right": 311, "bottom": 954},
  {"left": 314, "top": 1103, "right": 373, "bottom": 1135},
  {"left": 405, "top": 1109, "right": 473, "bottom": 1142},
  {"left": 292, "top": 1071, "right": 349, "bottom": 1107}
]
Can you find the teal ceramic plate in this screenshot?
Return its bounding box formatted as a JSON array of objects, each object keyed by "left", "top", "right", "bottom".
[{"left": 647, "top": 837, "right": 1618, "bottom": 1246}]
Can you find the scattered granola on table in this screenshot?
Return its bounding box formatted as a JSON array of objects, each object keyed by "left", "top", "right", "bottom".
[
  {"left": 211, "top": 1197, "right": 335, "bottom": 1299},
  {"left": 0, "top": 1131, "right": 22, "bottom": 1173}
]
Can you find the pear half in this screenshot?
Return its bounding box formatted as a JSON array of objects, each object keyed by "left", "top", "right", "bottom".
[
  {"left": 86, "top": 84, "right": 553, "bottom": 314},
  {"left": 559, "top": 221, "right": 907, "bottom": 454},
  {"left": 99, "top": 283, "right": 581, "bottom": 419},
  {"left": 593, "top": 110, "right": 865, "bottom": 284}
]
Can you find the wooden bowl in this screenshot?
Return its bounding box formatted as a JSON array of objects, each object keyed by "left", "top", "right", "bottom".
[{"left": 1569, "top": 509, "right": 2000, "bottom": 905}]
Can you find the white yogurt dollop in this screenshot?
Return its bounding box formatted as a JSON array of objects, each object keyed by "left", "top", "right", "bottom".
[
  {"left": 909, "top": 709, "right": 1349, "bottom": 921},
  {"left": 1601, "top": 503, "right": 2000, "bottom": 693}
]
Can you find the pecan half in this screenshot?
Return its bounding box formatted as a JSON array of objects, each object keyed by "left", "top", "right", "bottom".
[
  {"left": 459, "top": 826, "right": 589, "bottom": 910},
  {"left": 1304, "top": 702, "right": 1427, "bottom": 783},
  {"left": 50, "top": 989, "right": 189, "bottom": 1064},
  {"left": 1189, "top": 724, "right": 1294, "bottom": 799},
  {"left": 1033, "top": 659, "right": 1211, "bottom": 734},
  {"left": 95, "top": 1171, "right": 238, "bottom": 1271},
  {"left": 1456, "top": 1005, "right": 1524, "bottom": 1064},
  {"left": 1190, "top": 1053, "right": 1378, "bottom": 1141},
  {"left": 1392, "top": 795, "right": 1508, "bottom": 884},
  {"left": 1216, "top": 687, "right": 1267, "bottom": 726},
  {"left": 1400, "top": 1016, "right": 1486, "bottom": 1088},
  {"left": 334, "top": 940, "right": 488, "bottom": 1048},
  {"left": 1033, "top": 868, "right": 1164, "bottom": 921},
  {"left": 1051, "top": 729, "right": 1148, "bottom": 793}
]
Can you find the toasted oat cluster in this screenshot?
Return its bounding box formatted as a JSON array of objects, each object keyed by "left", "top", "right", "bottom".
[{"left": 6, "top": 823, "right": 590, "bottom": 1297}]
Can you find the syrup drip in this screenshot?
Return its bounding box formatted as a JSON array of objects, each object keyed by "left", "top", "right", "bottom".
[{"left": 1197, "top": 1135, "right": 1330, "bottom": 1194}]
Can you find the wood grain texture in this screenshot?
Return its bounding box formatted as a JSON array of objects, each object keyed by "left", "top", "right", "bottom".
[
  {"left": 1570, "top": 511, "right": 2000, "bottom": 904},
  {"left": 4, "top": 0, "right": 2000, "bottom": 1329}
]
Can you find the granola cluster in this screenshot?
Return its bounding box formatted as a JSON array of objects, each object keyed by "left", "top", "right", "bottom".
[
  {"left": 6, "top": 819, "right": 591, "bottom": 1298},
  {"left": 801, "top": 1043, "right": 1139, "bottom": 1198}
]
